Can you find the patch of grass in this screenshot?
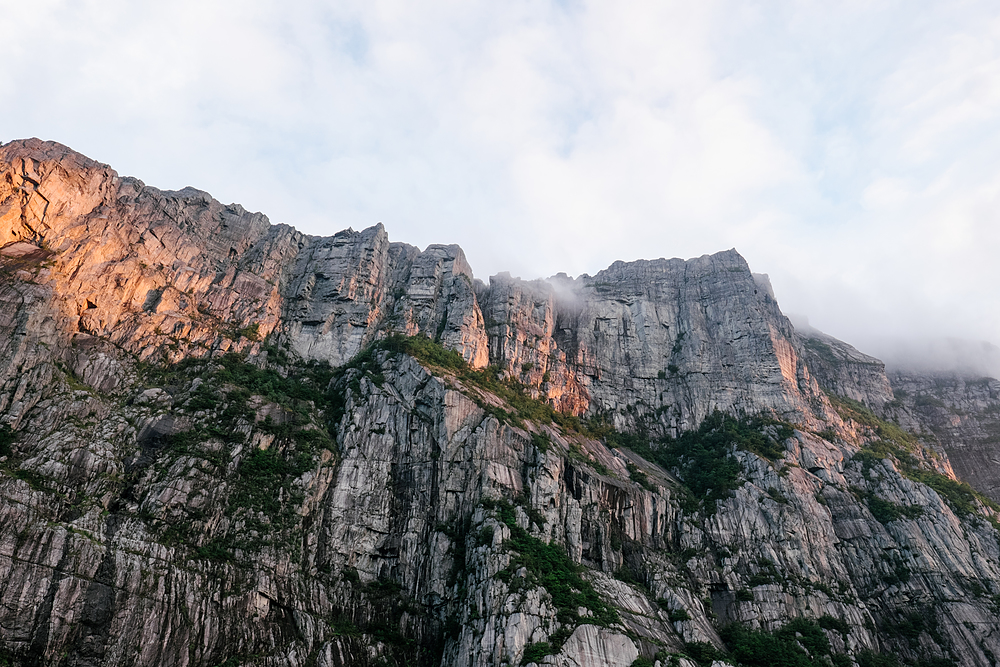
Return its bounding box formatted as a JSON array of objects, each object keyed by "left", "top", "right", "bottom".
[
  {"left": 486, "top": 499, "right": 618, "bottom": 655},
  {"left": 830, "top": 392, "right": 1000, "bottom": 524},
  {"left": 237, "top": 323, "right": 261, "bottom": 341},
  {"left": 611, "top": 411, "right": 794, "bottom": 514},
  {"left": 857, "top": 652, "right": 900, "bottom": 667},
  {"left": 627, "top": 461, "right": 655, "bottom": 492},
  {"left": 666, "top": 608, "right": 691, "bottom": 622},
  {"left": 530, "top": 431, "right": 550, "bottom": 453},
  {"left": 9, "top": 468, "right": 52, "bottom": 492},
  {"left": 719, "top": 618, "right": 835, "bottom": 667},
  {"left": 849, "top": 486, "right": 925, "bottom": 524},
  {"left": 880, "top": 554, "right": 912, "bottom": 586},
  {"left": 908, "top": 469, "right": 984, "bottom": 516},
  {"left": 818, "top": 614, "right": 850, "bottom": 636},
  {"left": 0, "top": 643, "right": 21, "bottom": 667},
  {"left": 196, "top": 539, "right": 235, "bottom": 563},
  {"left": 522, "top": 642, "right": 554, "bottom": 665},
  {"left": 804, "top": 337, "right": 840, "bottom": 365},
  {"left": 767, "top": 487, "right": 789, "bottom": 504},
  {"left": 867, "top": 495, "right": 924, "bottom": 524},
  {"left": 814, "top": 429, "right": 838, "bottom": 442},
  {"left": 476, "top": 526, "right": 495, "bottom": 547},
  {"left": 827, "top": 394, "right": 883, "bottom": 431},
  {"left": 915, "top": 394, "right": 948, "bottom": 410},
  {"left": 379, "top": 334, "right": 592, "bottom": 434},
  {"left": 683, "top": 642, "right": 725, "bottom": 667},
  {"left": 136, "top": 351, "right": 348, "bottom": 558}
]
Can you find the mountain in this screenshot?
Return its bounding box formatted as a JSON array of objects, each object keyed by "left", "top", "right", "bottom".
[{"left": 3, "top": 138, "right": 1000, "bottom": 667}]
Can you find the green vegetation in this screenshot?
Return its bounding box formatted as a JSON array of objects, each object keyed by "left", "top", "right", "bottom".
[
  {"left": 195, "top": 539, "right": 235, "bottom": 563},
  {"left": 626, "top": 461, "right": 655, "bottom": 491},
  {"left": 849, "top": 487, "right": 925, "bottom": 524},
  {"left": 831, "top": 393, "right": 1000, "bottom": 525},
  {"left": 856, "top": 653, "right": 957, "bottom": 667},
  {"left": 671, "top": 332, "right": 686, "bottom": 355},
  {"left": 10, "top": 468, "right": 52, "bottom": 492},
  {"left": 683, "top": 642, "right": 725, "bottom": 666},
  {"left": 767, "top": 487, "right": 789, "bottom": 504},
  {"left": 604, "top": 411, "right": 794, "bottom": 513},
  {"left": 485, "top": 499, "right": 617, "bottom": 660},
  {"left": 136, "top": 350, "right": 346, "bottom": 557},
  {"left": 522, "top": 643, "right": 554, "bottom": 665},
  {"left": 376, "top": 336, "right": 797, "bottom": 516},
  {"left": 817, "top": 614, "right": 850, "bottom": 636},
  {"left": 867, "top": 495, "right": 924, "bottom": 524},
  {"left": 676, "top": 618, "right": 856, "bottom": 667},
  {"left": 666, "top": 608, "right": 691, "bottom": 622},
  {"left": 530, "top": 431, "right": 551, "bottom": 453},
  {"left": 333, "top": 572, "right": 444, "bottom": 663},
  {"left": 146, "top": 352, "right": 339, "bottom": 423},
  {"left": 376, "top": 334, "right": 573, "bottom": 430},
  {"left": 803, "top": 337, "right": 840, "bottom": 365},
  {"left": 239, "top": 323, "right": 261, "bottom": 341},
  {"left": 0, "top": 643, "right": 19, "bottom": 667},
  {"left": 0, "top": 424, "right": 14, "bottom": 458},
  {"left": 914, "top": 394, "right": 948, "bottom": 410},
  {"left": 814, "top": 428, "right": 838, "bottom": 442},
  {"left": 880, "top": 553, "right": 912, "bottom": 587},
  {"left": 908, "top": 469, "right": 995, "bottom": 520},
  {"left": 221, "top": 321, "right": 262, "bottom": 342}
]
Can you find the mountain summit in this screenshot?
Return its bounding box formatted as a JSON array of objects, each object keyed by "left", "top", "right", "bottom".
[{"left": 2, "top": 139, "right": 1000, "bottom": 667}]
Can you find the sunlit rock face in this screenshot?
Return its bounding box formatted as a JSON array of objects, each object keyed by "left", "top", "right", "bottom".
[
  {"left": 478, "top": 253, "right": 842, "bottom": 435},
  {"left": 0, "top": 139, "right": 834, "bottom": 431},
  {"left": 4, "top": 139, "right": 1000, "bottom": 667}
]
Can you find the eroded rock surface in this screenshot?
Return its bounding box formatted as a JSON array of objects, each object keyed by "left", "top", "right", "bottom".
[{"left": 2, "top": 139, "right": 1000, "bottom": 667}]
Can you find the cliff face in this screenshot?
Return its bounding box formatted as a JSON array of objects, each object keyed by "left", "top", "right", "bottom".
[
  {"left": 884, "top": 372, "right": 1000, "bottom": 501},
  {"left": 478, "top": 256, "right": 836, "bottom": 435},
  {"left": 3, "top": 139, "right": 1000, "bottom": 667},
  {"left": 0, "top": 139, "right": 840, "bottom": 433}
]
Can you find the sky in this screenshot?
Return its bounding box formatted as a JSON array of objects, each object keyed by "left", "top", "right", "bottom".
[{"left": 2, "top": 0, "right": 1000, "bottom": 366}]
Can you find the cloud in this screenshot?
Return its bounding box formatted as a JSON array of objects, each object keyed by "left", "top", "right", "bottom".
[{"left": 1, "top": 0, "right": 999, "bottom": 359}]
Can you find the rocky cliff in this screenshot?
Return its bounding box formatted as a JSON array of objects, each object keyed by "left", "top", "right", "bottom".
[{"left": 2, "top": 139, "right": 1000, "bottom": 667}]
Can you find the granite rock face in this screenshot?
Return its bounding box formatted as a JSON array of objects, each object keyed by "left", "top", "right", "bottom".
[
  {"left": 885, "top": 371, "right": 1000, "bottom": 501},
  {"left": 795, "top": 330, "right": 895, "bottom": 411},
  {"left": 3, "top": 140, "right": 1000, "bottom": 667},
  {"left": 478, "top": 256, "right": 838, "bottom": 435}
]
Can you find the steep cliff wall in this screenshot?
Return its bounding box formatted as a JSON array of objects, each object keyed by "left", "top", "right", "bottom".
[
  {"left": 3, "top": 140, "right": 1000, "bottom": 667},
  {"left": 478, "top": 255, "right": 838, "bottom": 435},
  {"left": 885, "top": 372, "right": 1000, "bottom": 502}
]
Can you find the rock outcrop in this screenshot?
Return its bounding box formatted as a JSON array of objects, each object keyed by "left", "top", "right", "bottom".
[
  {"left": 2, "top": 139, "right": 1000, "bottom": 667},
  {"left": 885, "top": 371, "right": 1000, "bottom": 501}
]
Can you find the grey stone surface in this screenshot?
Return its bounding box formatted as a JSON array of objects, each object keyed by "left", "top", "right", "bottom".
[{"left": 2, "top": 139, "right": 1000, "bottom": 667}]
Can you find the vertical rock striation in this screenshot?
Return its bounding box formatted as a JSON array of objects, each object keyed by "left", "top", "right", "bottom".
[{"left": 2, "top": 139, "right": 1000, "bottom": 667}]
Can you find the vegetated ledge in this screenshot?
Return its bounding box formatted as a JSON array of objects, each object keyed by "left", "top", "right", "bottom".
[
  {"left": 351, "top": 333, "right": 1000, "bottom": 530},
  {"left": 0, "top": 329, "right": 990, "bottom": 667}
]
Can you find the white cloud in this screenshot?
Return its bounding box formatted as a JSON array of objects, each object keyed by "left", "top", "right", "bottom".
[{"left": 2, "top": 0, "right": 1000, "bottom": 358}]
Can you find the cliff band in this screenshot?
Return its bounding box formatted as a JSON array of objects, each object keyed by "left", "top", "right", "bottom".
[{"left": 2, "top": 139, "right": 1000, "bottom": 667}]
